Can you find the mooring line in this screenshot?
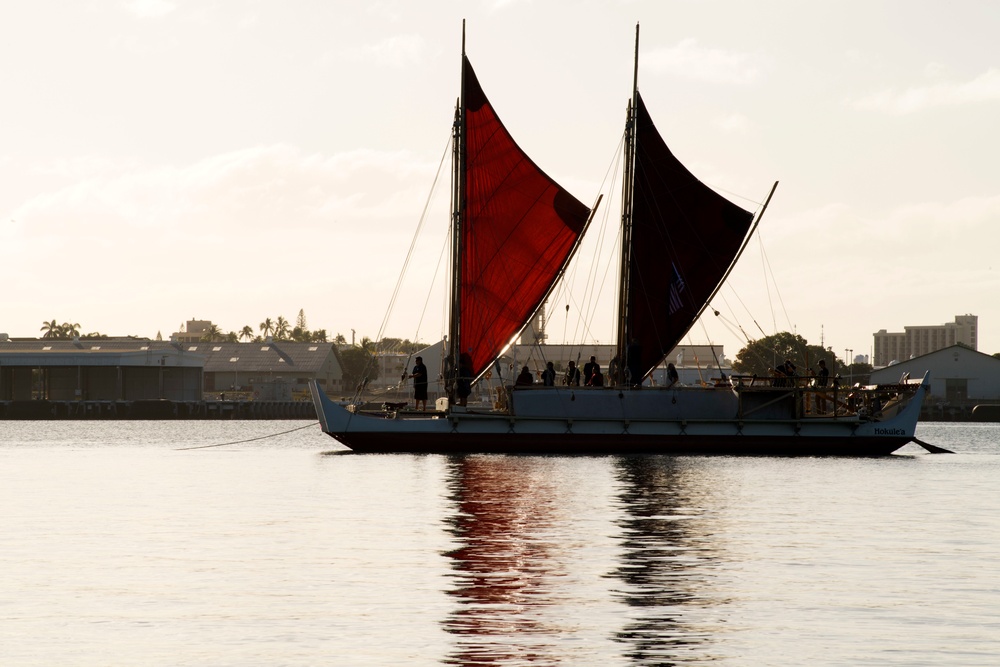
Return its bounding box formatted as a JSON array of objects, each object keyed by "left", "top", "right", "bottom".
[{"left": 175, "top": 422, "right": 320, "bottom": 450}]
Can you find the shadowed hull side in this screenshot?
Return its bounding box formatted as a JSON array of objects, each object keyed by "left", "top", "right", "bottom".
[{"left": 318, "top": 431, "right": 911, "bottom": 457}]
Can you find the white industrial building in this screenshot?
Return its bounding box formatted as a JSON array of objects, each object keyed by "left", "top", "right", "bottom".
[{"left": 870, "top": 345, "right": 1000, "bottom": 415}]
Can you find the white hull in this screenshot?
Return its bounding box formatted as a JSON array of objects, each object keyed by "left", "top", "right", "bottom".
[{"left": 311, "top": 374, "right": 929, "bottom": 456}]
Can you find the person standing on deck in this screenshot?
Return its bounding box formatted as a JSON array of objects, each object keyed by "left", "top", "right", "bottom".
[
  {"left": 626, "top": 339, "right": 643, "bottom": 387},
  {"left": 583, "top": 356, "right": 600, "bottom": 386},
  {"left": 564, "top": 360, "right": 581, "bottom": 386},
  {"left": 815, "top": 359, "right": 830, "bottom": 414},
  {"left": 409, "top": 356, "right": 428, "bottom": 411},
  {"left": 456, "top": 353, "right": 473, "bottom": 407},
  {"left": 541, "top": 361, "right": 556, "bottom": 386}
]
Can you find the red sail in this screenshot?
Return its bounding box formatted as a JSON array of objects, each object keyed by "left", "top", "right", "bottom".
[
  {"left": 627, "top": 93, "right": 754, "bottom": 379},
  {"left": 459, "top": 57, "right": 590, "bottom": 378}
]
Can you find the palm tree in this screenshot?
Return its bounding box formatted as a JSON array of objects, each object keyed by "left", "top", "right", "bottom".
[
  {"left": 61, "top": 322, "right": 81, "bottom": 338},
  {"left": 239, "top": 325, "right": 254, "bottom": 342},
  {"left": 259, "top": 318, "right": 274, "bottom": 338},
  {"left": 334, "top": 333, "right": 347, "bottom": 345},
  {"left": 40, "top": 319, "right": 60, "bottom": 339},
  {"left": 274, "top": 316, "right": 291, "bottom": 340},
  {"left": 200, "top": 324, "right": 223, "bottom": 342}
]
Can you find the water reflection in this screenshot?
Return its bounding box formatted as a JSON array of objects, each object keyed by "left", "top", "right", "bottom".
[
  {"left": 609, "top": 456, "right": 727, "bottom": 665},
  {"left": 441, "top": 454, "right": 727, "bottom": 666},
  {"left": 442, "top": 455, "right": 568, "bottom": 666}
]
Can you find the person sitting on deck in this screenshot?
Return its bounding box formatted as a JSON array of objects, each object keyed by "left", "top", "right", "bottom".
[
  {"left": 666, "top": 362, "right": 679, "bottom": 388},
  {"left": 515, "top": 366, "right": 534, "bottom": 386}
]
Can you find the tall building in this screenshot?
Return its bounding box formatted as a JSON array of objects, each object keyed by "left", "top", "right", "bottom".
[
  {"left": 873, "top": 314, "right": 977, "bottom": 366},
  {"left": 172, "top": 319, "right": 214, "bottom": 343}
]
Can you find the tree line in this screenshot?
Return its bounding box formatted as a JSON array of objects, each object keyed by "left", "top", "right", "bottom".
[
  {"left": 732, "top": 332, "right": 873, "bottom": 384},
  {"left": 39, "top": 320, "right": 106, "bottom": 339}
]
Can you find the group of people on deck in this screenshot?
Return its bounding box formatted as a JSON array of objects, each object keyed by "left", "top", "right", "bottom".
[
  {"left": 409, "top": 350, "right": 842, "bottom": 411},
  {"left": 516, "top": 356, "right": 606, "bottom": 387},
  {"left": 771, "top": 358, "right": 832, "bottom": 388},
  {"left": 409, "top": 351, "right": 682, "bottom": 409},
  {"left": 770, "top": 357, "right": 836, "bottom": 414},
  {"left": 406, "top": 352, "right": 473, "bottom": 411}
]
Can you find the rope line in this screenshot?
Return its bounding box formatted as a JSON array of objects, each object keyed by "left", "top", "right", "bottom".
[{"left": 175, "top": 422, "right": 319, "bottom": 450}]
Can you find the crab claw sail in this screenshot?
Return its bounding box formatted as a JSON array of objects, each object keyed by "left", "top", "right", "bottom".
[
  {"left": 623, "top": 92, "right": 755, "bottom": 378},
  {"left": 456, "top": 57, "right": 592, "bottom": 378}
]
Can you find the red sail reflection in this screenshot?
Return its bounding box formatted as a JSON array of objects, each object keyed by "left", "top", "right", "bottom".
[{"left": 442, "top": 456, "right": 568, "bottom": 665}]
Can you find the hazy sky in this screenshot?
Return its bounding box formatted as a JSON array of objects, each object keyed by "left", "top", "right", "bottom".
[{"left": 3, "top": 1, "right": 998, "bottom": 362}]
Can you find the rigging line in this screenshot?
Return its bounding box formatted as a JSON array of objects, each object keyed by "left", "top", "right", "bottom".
[
  {"left": 373, "top": 131, "right": 452, "bottom": 355},
  {"left": 720, "top": 282, "right": 767, "bottom": 339},
  {"left": 547, "top": 129, "right": 624, "bottom": 347},
  {"left": 553, "top": 196, "right": 619, "bottom": 346},
  {"left": 711, "top": 183, "right": 766, "bottom": 209},
  {"left": 713, "top": 293, "right": 747, "bottom": 344},
  {"left": 758, "top": 235, "right": 793, "bottom": 333},
  {"left": 175, "top": 422, "right": 319, "bottom": 450},
  {"left": 713, "top": 297, "right": 754, "bottom": 346},
  {"left": 578, "top": 133, "right": 625, "bottom": 340},
  {"left": 408, "top": 218, "right": 453, "bottom": 361},
  {"left": 716, "top": 317, "right": 750, "bottom": 349},
  {"left": 350, "top": 132, "right": 452, "bottom": 404},
  {"left": 581, "top": 220, "right": 621, "bottom": 343},
  {"left": 757, "top": 231, "right": 777, "bottom": 335},
  {"left": 691, "top": 319, "right": 726, "bottom": 371}
]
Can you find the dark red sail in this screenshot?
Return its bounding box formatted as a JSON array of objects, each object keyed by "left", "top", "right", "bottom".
[
  {"left": 458, "top": 57, "right": 591, "bottom": 377},
  {"left": 626, "top": 92, "right": 754, "bottom": 379}
]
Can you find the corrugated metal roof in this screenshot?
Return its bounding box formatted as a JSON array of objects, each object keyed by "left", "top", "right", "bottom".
[{"left": 189, "top": 342, "right": 333, "bottom": 373}]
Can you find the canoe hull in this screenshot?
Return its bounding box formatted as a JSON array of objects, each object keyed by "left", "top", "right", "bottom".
[{"left": 311, "top": 377, "right": 929, "bottom": 456}]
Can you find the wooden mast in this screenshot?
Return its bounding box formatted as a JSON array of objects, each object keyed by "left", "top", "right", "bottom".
[
  {"left": 446, "top": 20, "right": 467, "bottom": 402},
  {"left": 615, "top": 23, "right": 640, "bottom": 383}
]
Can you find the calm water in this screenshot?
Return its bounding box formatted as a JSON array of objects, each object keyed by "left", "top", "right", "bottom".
[{"left": 1, "top": 421, "right": 998, "bottom": 666}]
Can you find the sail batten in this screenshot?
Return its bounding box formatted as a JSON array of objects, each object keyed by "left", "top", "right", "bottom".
[{"left": 456, "top": 57, "right": 591, "bottom": 379}]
